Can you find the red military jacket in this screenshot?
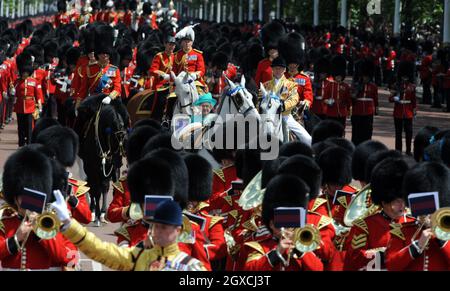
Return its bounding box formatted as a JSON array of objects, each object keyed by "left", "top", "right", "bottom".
[
  {"left": 115, "top": 220, "right": 147, "bottom": 247},
  {"left": 107, "top": 177, "right": 130, "bottom": 223},
  {"left": 71, "top": 55, "right": 90, "bottom": 101},
  {"left": 385, "top": 221, "right": 450, "bottom": 271},
  {"left": 3, "top": 58, "right": 17, "bottom": 87},
  {"left": 323, "top": 80, "right": 352, "bottom": 118},
  {"left": 343, "top": 211, "right": 413, "bottom": 271},
  {"left": 254, "top": 58, "right": 272, "bottom": 87},
  {"left": 121, "top": 63, "right": 136, "bottom": 99},
  {"left": 150, "top": 51, "right": 174, "bottom": 90},
  {"left": 385, "top": 51, "right": 397, "bottom": 71},
  {"left": 67, "top": 178, "right": 92, "bottom": 225},
  {"left": 173, "top": 48, "right": 206, "bottom": 79},
  {"left": 389, "top": 82, "right": 416, "bottom": 119},
  {"left": 79, "top": 63, "right": 122, "bottom": 100},
  {"left": 210, "top": 63, "right": 238, "bottom": 97},
  {"left": 32, "top": 68, "right": 48, "bottom": 104},
  {"left": 285, "top": 71, "right": 314, "bottom": 107},
  {"left": 0, "top": 64, "right": 9, "bottom": 102},
  {"left": 14, "top": 77, "right": 44, "bottom": 114},
  {"left": 239, "top": 235, "right": 324, "bottom": 271},
  {"left": 54, "top": 12, "right": 70, "bottom": 28},
  {"left": 311, "top": 77, "right": 333, "bottom": 116},
  {"left": 420, "top": 54, "right": 433, "bottom": 81},
  {"left": 0, "top": 215, "right": 70, "bottom": 270},
  {"left": 206, "top": 165, "right": 237, "bottom": 213},
  {"left": 188, "top": 204, "right": 227, "bottom": 262},
  {"left": 307, "top": 211, "right": 343, "bottom": 271},
  {"left": 352, "top": 82, "right": 378, "bottom": 116},
  {"left": 432, "top": 64, "right": 446, "bottom": 87}
]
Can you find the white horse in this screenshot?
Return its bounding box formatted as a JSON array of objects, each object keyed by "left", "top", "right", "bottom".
[
  {"left": 259, "top": 83, "right": 285, "bottom": 142},
  {"left": 170, "top": 71, "right": 201, "bottom": 117}
]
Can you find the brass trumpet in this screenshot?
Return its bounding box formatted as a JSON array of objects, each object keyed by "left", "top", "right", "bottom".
[
  {"left": 33, "top": 210, "right": 60, "bottom": 240},
  {"left": 293, "top": 225, "right": 322, "bottom": 253}
]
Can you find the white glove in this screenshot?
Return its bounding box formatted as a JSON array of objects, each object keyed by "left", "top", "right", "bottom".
[
  {"left": 2, "top": 92, "right": 6, "bottom": 99},
  {"left": 162, "top": 73, "right": 170, "bottom": 81},
  {"left": 102, "top": 96, "right": 112, "bottom": 105},
  {"left": 325, "top": 98, "right": 335, "bottom": 105},
  {"left": 393, "top": 96, "right": 400, "bottom": 102},
  {"left": 51, "top": 190, "right": 71, "bottom": 222},
  {"left": 9, "top": 87, "right": 15, "bottom": 96}
]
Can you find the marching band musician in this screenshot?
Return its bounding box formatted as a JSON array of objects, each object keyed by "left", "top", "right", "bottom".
[
  {"left": 238, "top": 174, "right": 324, "bottom": 271},
  {"left": 344, "top": 158, "right": 414, "bottom": 271},
  {"left": 0, "top": 146, "right": 71, "bottom": 271},
  {"left": 385, "top": 162, "right": 450, "bottom": 271}
]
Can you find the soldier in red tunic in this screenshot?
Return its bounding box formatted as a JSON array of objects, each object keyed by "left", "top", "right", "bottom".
[
  {"left": 344, "top": 157, "right": 414, "bottom": 270},
  {"left": 389, "top": 61, "right": 417, "bottom": 155},
  {"left": 311, "top": 57, "right": 332, "bottom": 120},
  {"left": 351, "top": 58, "right": 379, "bottom": 145},
  {"left": 323, "top": 55, "right": 352, "bottom": 128},
  {"left": 0, "top": 146, "right": 71, "bottom": 270},
  {"left": 207, "top": 52, "right": 238, "bottom": 101},
  {"left": 386, "top": 162, "right": 450, "bottom": 271},
  {"left": 14, "top": 52, "right": 43, "bottom": 147},
  {"left": 54, "top": 0, "right": 70, "bottom": 28},
  {"left": 419, "top": 41, "right": 434, "bottom": 105},
  {"left": 239, "top": 174, "right": 324, "bottom": 271}
]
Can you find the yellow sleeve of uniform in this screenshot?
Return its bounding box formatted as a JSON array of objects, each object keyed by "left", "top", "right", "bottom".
[
  {"left": 282, "top": 81, "right": 299, "bottom": 112},
  {"left": 62, "top": 219, "right": 137, "bottom": 271}
]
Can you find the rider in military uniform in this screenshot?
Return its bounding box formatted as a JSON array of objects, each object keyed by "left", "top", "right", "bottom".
[
  {"left": 173, "top": 25, "right": 206, "bottom": 84},
  {"left": 78, "top": 25, "right": 121, "bottom": 105},
  {"left": 261, "top": 57, "right": 311, "bottom": 145},
  {"left": 150, "top": 35, "right": 176, "bottom": 90}
]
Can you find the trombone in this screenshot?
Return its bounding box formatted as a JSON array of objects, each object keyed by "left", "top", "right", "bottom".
[{"left": 411, "top": 207, "right": 450, "bottom": 252}]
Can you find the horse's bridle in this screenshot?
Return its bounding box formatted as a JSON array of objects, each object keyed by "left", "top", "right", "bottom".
[
  {"left": 225, "top": 85, "right": 255, "bottom": 116},
  {"left": 94, "top": 103, "right": 127, "bottom": 178}
]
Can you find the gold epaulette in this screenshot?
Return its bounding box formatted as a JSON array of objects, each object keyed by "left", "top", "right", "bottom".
[
  {"left": 197, "top": 201, "right": 210, "bottom": 211},
  {"left": 242, "top": 217, "right": 258, "bottom": 233},
  {"left": 119, "top": 176, "right": 127, "bottom": 182},
  {"left": 317, "top": 215, "right": 333, "bottom": 230},
  {"left": 213, "top": 169, "right": 226, "bottom": 183},
  {"left": 114, "top": 226, "right": 130, "bottom": 241},
  {"left": 244, "top": 241, "right": 265, "bottom": 255},
  {"left": 193, "top": 49, "right": 203, "bottom": 54},
  {"left": 337, "top": 196, "right": 349, "bottom": 209},
  {"left": 112, "top": 180, "right": 125, "bottom": 194},
  {"left": 351, "top": 233, "right": 368, "bottom": 250},
  {"left": 77, "top": 66, "right": 83, "bottom": 78},
  {"left": 223, "top": 195, "right": 233, "bottom": 207},
  {"left": 227, "top": 210, "right": 239, "bottom": 220},
  {"left": 310, "top": 198, "right": 327, "bottom": 212},
  {"left": 69, "top": 179, "right": 88, "bottom": 187},
  {"left": 76, "top": 185, "right": 90, "bottom": 197},
  {"left": 208, "top": 216, "right": 224, "bottom": 229},
  {"left": 0, "top": 220, "right": 4, "bottom": 233},
  {"left": 352, "top": 218, "right": 369, "bottom": 234},
  {"left": 389, "top": 223, "right": 406, "bottom": 241}
]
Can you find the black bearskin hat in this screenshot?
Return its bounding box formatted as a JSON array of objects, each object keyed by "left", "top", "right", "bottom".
[
  {"left": 352, "top": 140, "right": 388, "bottom": 182},
  {"left": 35, "top": 126, "right": 79, "bottom": 168},
  {"left": 126, "top": 125, "right": 159, "bottom": 165},
  {"left": 3, "top": 146, "right": 53, "bottom": 207},
  {"left": 183, "top": 154, "right": 213, "bottom": 202},
  {"left": 317, "top": 146, "right": 352, "bottom": 187},
  {"left": 311, "top": 119, "right": 344, "bottom": 145},
  {"left": 371, "top": 157, "right": 410, "bottom": 205}
]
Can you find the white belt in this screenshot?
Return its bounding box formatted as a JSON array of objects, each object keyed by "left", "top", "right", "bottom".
[
  {"left": 2, "top": 267, "right": 62, "bottom": 271},
  {"left": 398, "top": 100, "right": 411, "bottom": 104},
  {"left": 357, "top": 98, "right": 373, "bottom": 102},
  {"left": 314, "top": 96, "right": 323, "bottom": 100}
]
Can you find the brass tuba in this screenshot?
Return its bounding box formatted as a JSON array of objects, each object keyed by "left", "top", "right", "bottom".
[
  {"left": 343, "top": 184, "right": 379, "bottom": 227},
  {"left": 293, "top": 225, "right": 322, "bottom": 253},
  {"left": 431, "top": 207, "right": 450, "bottom": 241}
]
